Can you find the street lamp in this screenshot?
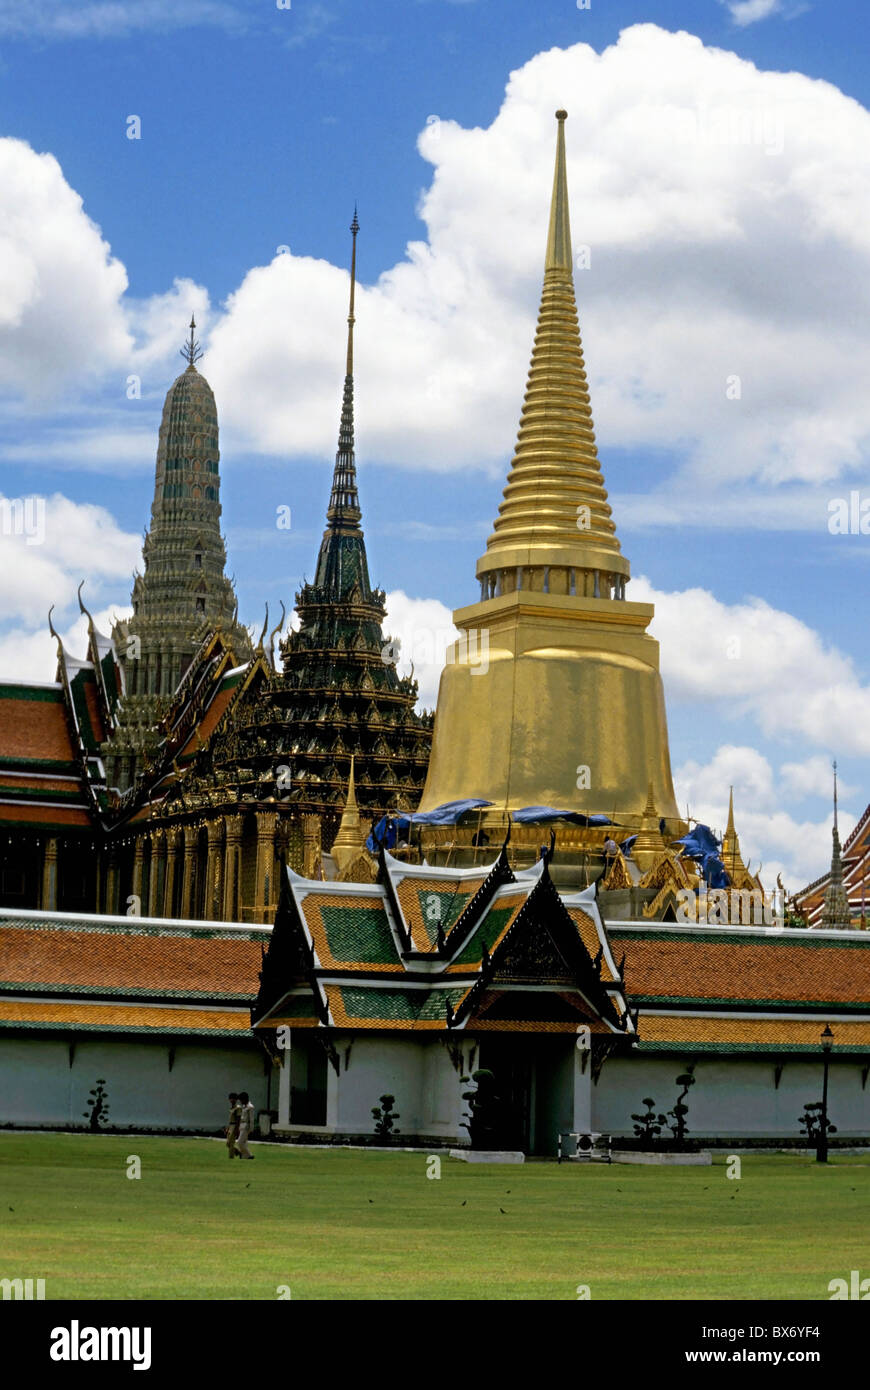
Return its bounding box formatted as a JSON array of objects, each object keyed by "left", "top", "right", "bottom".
[{"left": 817, "top": 1024, "right": 834, "bottom": 1164}]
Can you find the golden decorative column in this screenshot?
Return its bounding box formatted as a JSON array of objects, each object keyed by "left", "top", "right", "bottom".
[
  {"left": 418, "top": 111, "right": 678, "bottom": 824},
  {"left": 205, "top": 820, "right": 223, "bottom": 922},
  {"left": 222, "top": 813, "right": 243, "bottom": 922},
  {"left": 105, "top": 849, "right": 120, "bottom": 916},
  {"left": 254, "top": 809, "right": 278, "bottom": 921},
  {"left": 131, "top": 838, "right": 145, "bottom": 914},
  {"left": 148, "top": 831, "right": 164, "bottom": 917},
  {"left": 181, "top": 824, "right": 198, "bottom": 919},
  {"left": 163, "top": 830, "right": 180, "bottom": 919},
  {"left": 41, "top": 838, "right": 58, "bottom": 912}
]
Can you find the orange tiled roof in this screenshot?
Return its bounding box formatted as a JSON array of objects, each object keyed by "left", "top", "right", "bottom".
[
  {"left": 0, "top": 998, "right": 248, "bottom": 1034},
  {"left": 178, "top": 681, "right": 239, "bottom": 759},
  {"left": 83, "top": 678, "right": 106, "bottom": 746},
  {"left": 564, "top": 905, "right": 617, "bottom": 981},
  {"left": 612, "top": 928, "right": 870, "bottom": 1008},
  {"left": 0, "top": 803, "right": 91, "bottom": 827},
  {"left": 636, "top": 1012, "right": 870, "bottom": 1053},
  {"left": 0, "top": 687, "right": 76, "bottom": 764},
  {"left": 0, "top": 922, "right": 262, "bottom": 999}
]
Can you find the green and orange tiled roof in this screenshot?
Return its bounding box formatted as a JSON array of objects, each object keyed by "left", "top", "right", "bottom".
[{"left": 252, "top": 851, "right": 633, "bottom": 1037}]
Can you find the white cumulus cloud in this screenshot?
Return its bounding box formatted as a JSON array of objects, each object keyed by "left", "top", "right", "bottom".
[
  {"left": 191, "top": 23, "right": 870, "bottom": 509},
  {"left": 632, "top": 574, "right": 870, "bottom": 757},
  {"left": 382, "top": 590, "right": 458, "bottom": 711}
]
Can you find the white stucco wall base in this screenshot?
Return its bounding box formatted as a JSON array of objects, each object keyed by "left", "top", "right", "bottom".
[{"left": 0, "top": 1037, "right": 269, "bottom": 1132}]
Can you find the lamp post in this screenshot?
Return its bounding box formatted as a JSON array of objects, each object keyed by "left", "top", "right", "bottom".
[{"left": 817, "top": 1024, "right": 834, "bottom": 1164}]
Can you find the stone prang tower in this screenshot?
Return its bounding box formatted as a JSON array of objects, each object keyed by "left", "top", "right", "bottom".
[{"left": 106, "top": 320, "right": 251, "bottom": 790}]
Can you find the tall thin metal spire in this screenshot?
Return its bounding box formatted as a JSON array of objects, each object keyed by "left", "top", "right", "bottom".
[
  {"left": 346, "top": 205, "right": 359, "bottom": 377},
  {"left": 833, "top": 759, "right": 839, "bottom": 832},
  {"left": 325, "top": 212, "right": 362, "bottom": 527},
  {"left": 822, "top": 758, "right": 852, "bottom": 929}
]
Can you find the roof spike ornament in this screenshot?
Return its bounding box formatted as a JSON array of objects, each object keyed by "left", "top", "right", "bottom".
[
  {"left": 822, "top": 759, "right": 852, "bottom": 930},
  {"left": 268, "top": 600, "right": 286, "bottom": 671},
  {"left": 181, "top": 315, "right": 203, "bottom": 368}
]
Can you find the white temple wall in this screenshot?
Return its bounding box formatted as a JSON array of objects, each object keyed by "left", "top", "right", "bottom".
[
  {"left": 329, "top": 1035, "right": 464, "bottom": 1140},
  {"left": 594, "top": 1055, "right": 870, "bottom": 1138},
  {"left": 0, "top": 1037, "right": 267, "bottom": 1132}
]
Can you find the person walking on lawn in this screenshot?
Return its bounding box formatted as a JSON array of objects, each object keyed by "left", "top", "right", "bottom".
[
  {"left": 236, "top": 1091, "right": 255, "bottom": 1159},
  {"left": 226, "top": 1092, "right": 241, "bottom": 1159}
]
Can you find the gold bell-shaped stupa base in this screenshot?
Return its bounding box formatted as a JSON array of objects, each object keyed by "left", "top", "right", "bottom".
[{"left": 417, "top": 587, "right": 679, "bottom": 823}]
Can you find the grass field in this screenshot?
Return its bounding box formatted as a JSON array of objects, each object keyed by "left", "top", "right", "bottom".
[{"left": 0, "top": 1134, "right": 866, "bottom": 1300}]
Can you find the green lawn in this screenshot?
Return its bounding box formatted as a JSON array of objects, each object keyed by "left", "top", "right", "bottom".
[{"left": 0, "top": 1134, "right": 866, "bottom": 1300}]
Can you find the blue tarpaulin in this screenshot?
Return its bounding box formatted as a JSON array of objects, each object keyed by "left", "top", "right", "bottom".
[
  {"left": 411, "top": 798, "right": 493, "bottom": 826},
  {"left": 510, "top": 806, "right": 613, "bottom": 826},
  {"left": 366, "top": 816, "right": 412, "bottom": 852},
  {"left": 673, "top": 824, "right": 730, "bottom": 889},
  {"left": 366, "top": 799, "right": 493, "bottom": 852}
]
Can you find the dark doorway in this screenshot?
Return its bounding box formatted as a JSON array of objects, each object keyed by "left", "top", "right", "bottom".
[
  {"left": 477, "top": 1036, "right": 573, "bottom": 1155},
  {"left": 290, "top": 1034, "right": 328, "bottom": 1125}
]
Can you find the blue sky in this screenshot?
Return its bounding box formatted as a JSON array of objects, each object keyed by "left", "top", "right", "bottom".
[{"left": 0, "top": 0, "right": 869, "bottom": 890}]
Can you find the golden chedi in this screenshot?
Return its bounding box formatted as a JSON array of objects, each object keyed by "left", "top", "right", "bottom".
[{"left": 419, "top": 111, "right": 679, "bottom": 822}]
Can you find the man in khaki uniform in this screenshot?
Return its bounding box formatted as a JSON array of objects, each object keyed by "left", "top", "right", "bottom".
[
  {"left": 226, "top": 1092, "right": 241, "bottom": 1159},
  {"left": 236, "top": 1091, "right": 255, "bottom": 1160}
]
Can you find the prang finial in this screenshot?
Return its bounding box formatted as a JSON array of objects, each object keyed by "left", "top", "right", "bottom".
[
  {"left": 346, "top": 207, "right": 359, "bottom": 377},
  {"left": 833, "top": 759, "right": 839, "bottom": 832},
  {"left": 181, "top": 315, "right": 203, "bottom": 368}
]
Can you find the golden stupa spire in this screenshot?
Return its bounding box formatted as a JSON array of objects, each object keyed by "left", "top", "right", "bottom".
[
  {"left": 721, "top": 787, "right": 754, "bottom": 888},
  {"left": 631, "top": 782, "right": 667, "bottom": 872},
  {"left": 477, "top": 110, "right": 628, "bottom": 599},
  {"left": 331, "top": 756, "right": 366, "bottom": 876}
]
